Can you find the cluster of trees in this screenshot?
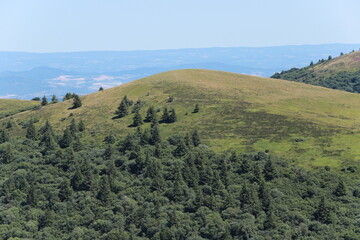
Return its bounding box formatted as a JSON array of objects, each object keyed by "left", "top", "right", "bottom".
[
  {"left": 115, "top": 96, "right": 178, "bottom": 127},
  {"left": 271, "top": 50, "right": 360, "bottom": 93},
  {"left": 34, "top": 93, "right": 82, "bottom": 109},
  {"left": 0, "top": 117, "right": 359, "bottom": 239}
]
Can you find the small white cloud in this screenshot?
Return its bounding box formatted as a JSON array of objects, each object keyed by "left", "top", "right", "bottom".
[
  {"left": 48, "top": 81, "right": 66, "bottom": 86},
  {"left": 51, "top": 75, "right": 86, "bottom": 81},
  {"left": 89, "top": 81, "right": 122, "bottom": 90},
  {"left": 0, "top": 94, "right": 17, "bottom": 99},
  {"left": 93, "top": 75, "right": 116, "bottom": 81}
]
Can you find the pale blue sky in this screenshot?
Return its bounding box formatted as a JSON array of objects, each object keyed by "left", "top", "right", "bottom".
[{"left": 1, "top": 0, "right": 359, "bottom": 52}]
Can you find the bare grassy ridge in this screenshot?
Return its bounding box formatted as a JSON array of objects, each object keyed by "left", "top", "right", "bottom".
[
  {"left": 4, "top": 69, "right": 360, "bottom": 171},
  {"left": 0, "top": 99, "right": 39, "bottom": 119}
]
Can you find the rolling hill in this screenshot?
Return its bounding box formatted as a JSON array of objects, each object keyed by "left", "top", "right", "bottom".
[
  {"left": 3, "top": 69, "right": 360, "bottom": 171},
  {"left": 0, "top": 98, "right": 39, "bottom": 119},
  {"left": 272, "top": 50, "right": 360, "bottom": 93}
]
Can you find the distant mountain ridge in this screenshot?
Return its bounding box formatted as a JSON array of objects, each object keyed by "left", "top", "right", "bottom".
[{"left": 1, "top": 44, "right": 360, "bottom": 99}]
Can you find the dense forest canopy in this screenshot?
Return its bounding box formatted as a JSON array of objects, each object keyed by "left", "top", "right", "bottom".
[{"left": 1, "top": 97, "right": 360, "bottom": 240}]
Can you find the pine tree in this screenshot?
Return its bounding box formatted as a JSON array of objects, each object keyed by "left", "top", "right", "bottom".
[
  {"left": 161, "top": 107, "right": 169, "bottom": 123},
  {"left": 264, "top": 209, "right": 277, "bottom": 229},
  {"left": 26, "top": 122, "right": 37, "bottom": 140},
  {"left": 2, "top": 144, "right": 14, "bottom": 164},
  {"left": 258, "top": 180, "right": 271, "bottom": 212},
  {"left": 173, "top": 139, "right": 188, "bottom": 157},
  {"left": 0, "top": 129, "right": 10, "bottom": 143},
  {"left": 192, "top": 129, "right": 201, "bottom": 146},
  {"left": 51, "top": 95, "right": 58, "bottom": 103},
  {"left": 26, "top": 184, "right": 38, "bottom": 206},
  {"left": 115, "top": 98, "right": 129, "bottom": 118},
  {"left": 309, "top": 61, "right": 314, "bottom": 66},
  {"left": 314, "top": 197, "right": 332, "bottom": 224},
  {"left": 78, "top": 120, "right": 85, "bottom": 132},
  {"left": 264, "top": 159, "right": 276, "bottom": 181},
  {"left": 150, "top": 124, "right": 161, "bottom": 145},
  {"left": 99, "top": 87, "right": 104, "bottom": 91},
  {"left": 333, "top": 180, "right": 347, "bottom": 197},
  {"left": 72, "top": 94, "right": 82, "bottom": 108},
  {"left": 59, "top": 179, "right": 72, "bottom": 201},
  {"left": 132, "top": 112, "right": 143, "bottom": 127},
  {"left": 97, "top": 175, "right": 112, "bottom": 204},
  {"left": 168, "top": 108, "right": 177, "bottom": 123},
  {"left": 59, "top": 128, "right": 73, "bottom": 148},
  {"left": 69, "top": 118, "right": 77, "bottom": 135},
  {"left": 145, "top": 106, "right": 156, "bottom": 122},
  {"left": 71, "top": 168, "right": 85, "bottom": 191},
  {"left": 41, "top": 96, "right": 48, "bottom": 106},
  {"left": 193, "top": 104, "right": 200, "bottom": 113}
]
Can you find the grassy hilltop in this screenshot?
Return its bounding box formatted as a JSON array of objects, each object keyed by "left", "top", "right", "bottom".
[{"left": 3, "top": 69, "right": 360, "bottom": 171}]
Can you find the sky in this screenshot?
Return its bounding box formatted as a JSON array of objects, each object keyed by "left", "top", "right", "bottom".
[{"left": 1, "top": 0, "right": 360, "bottom": 52}]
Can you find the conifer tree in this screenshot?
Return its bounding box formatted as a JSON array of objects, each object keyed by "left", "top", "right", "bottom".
[
  {"left": 132, "top": 112, "right": 143, "bottom": 127},
  {"left": 71, "top": 168, "right": 85, "bottom": 191},
  {"left": 192, "top": 129, "right": 201, "bottom": 146},
  {"left": 59, "top": 179, "right": 72, "bottom": 201},
  {"left": 193, "top": 104, "right": 200, "bottom": 113},
  {"left": 115, "top": 98, "right": 129, "bottom": 118},
  {"left": 145, "top": 106, "right": 156, "bottom": 122},
  {"left": 26, "top": 121, "right": 37, "bottom": 140},
  {"left": 161, "top": 107, "right": 169, "bottom": 123},
  {"left": 69, "top": 118, "right": 77, "bottom": 135},
  {"left": 173, "top": 139, "right": 188, "bottom": 157},
  {"left": 333, "top": 180, "right": 347, "bottom": 197},
  {"left": 99, "top": 87, "right": 104, "bottom": 91},
  {"left": 41, "top": 96, "right": 48, "bottom": 106},
  {"left": 258, "top": 180, "right": 271, "bottom": 212},
  {"left": 78, "top": 120, "right": 85, "bottom": 132},
  {"left": 51, "top": 95, "right": 58, "bottom": 103},
  {"left": 0, "top": 129, "right": 10, "bottom": 143},
  {"left": 72, "top": 94, "right": 82, "bottom": 108},
  {"left": 2, "top": 144, "right": 14, "bottom": 164},
  {"left": 150, "top": 124, "right": 161, "bottom": 145},
  {"left": 97, "top": 175, "right": 112, "bottom": 204},
  {"left": 314, "top": 197, "right": 332, "bottom": 224},
  {"left": 264, "top": 209, "right": 277, "bottom": 229},
  {"left": 168, "top": 108, "right": 177, "bottom": 123},
  {"left": 59, "top": 128, "right": 73, "bottom": 148},
  {"left": 264, "top": 159, "right": 277, "bottom": 181}
]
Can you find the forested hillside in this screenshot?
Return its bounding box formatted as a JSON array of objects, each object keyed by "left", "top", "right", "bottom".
[
  {"left": 271, "top": 50, "right": 360, "bottom": 93},
  {"left": 1, "top": 117, "right": 359, "bottom": 239}
]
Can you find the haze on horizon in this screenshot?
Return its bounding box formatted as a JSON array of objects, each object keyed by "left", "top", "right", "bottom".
[{"left": 1, "top": 0, "right": 360, "bottom": 53}]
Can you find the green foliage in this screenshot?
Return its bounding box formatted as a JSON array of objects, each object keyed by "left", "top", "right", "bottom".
[
  {"left": 0, "top": 118, "right": 360, "bottom": 239},
  {"left": 115, "top": 96, "right": 132, "bottom": 118},
  {"left": 51, "top": 95, "right": 58, "bottom": 103},
  {"left": 193, "top": 104, "right": 200, "bottom": 113},
  {"left": 132, "top": 112, "right": 143, "bottom": 127},
  {"left": 26, "top": 121, "right": 37, "bottom": 140},
  {"left": 72, "top": 94, "right": 82, "bottom": 109},
  {"left": 41, "top": 96, "right": 48, "bottom": 106}
]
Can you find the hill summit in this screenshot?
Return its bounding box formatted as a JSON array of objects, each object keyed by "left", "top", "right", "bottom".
[{"left": 2, "top": 69, "right": 360, "bottom": 170}]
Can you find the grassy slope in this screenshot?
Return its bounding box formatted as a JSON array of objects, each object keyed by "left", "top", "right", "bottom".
[
  {"left": 312, "top": 51, "right": 360, "bottom": 73},
  {"left": 0, "top": 99, "right": 39, "bottom": 119},
  {"left": 4, "top": 69, "right": 360, "bottom": 171}
]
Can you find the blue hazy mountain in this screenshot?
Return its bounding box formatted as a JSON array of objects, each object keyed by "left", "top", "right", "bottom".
[{"left": 1, "top": 44, "right": 360, "bottom": 99}]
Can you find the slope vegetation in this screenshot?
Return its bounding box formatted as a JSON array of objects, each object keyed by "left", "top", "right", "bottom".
[
  {"left": 3, "top": 69, "right": 360, "bottom": 170},
  {"left": 272, "top": 50, "right": 360, "bottom": 92},
  {"left": 0, "top": 98, "right": 39, "bottom": 119}
]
